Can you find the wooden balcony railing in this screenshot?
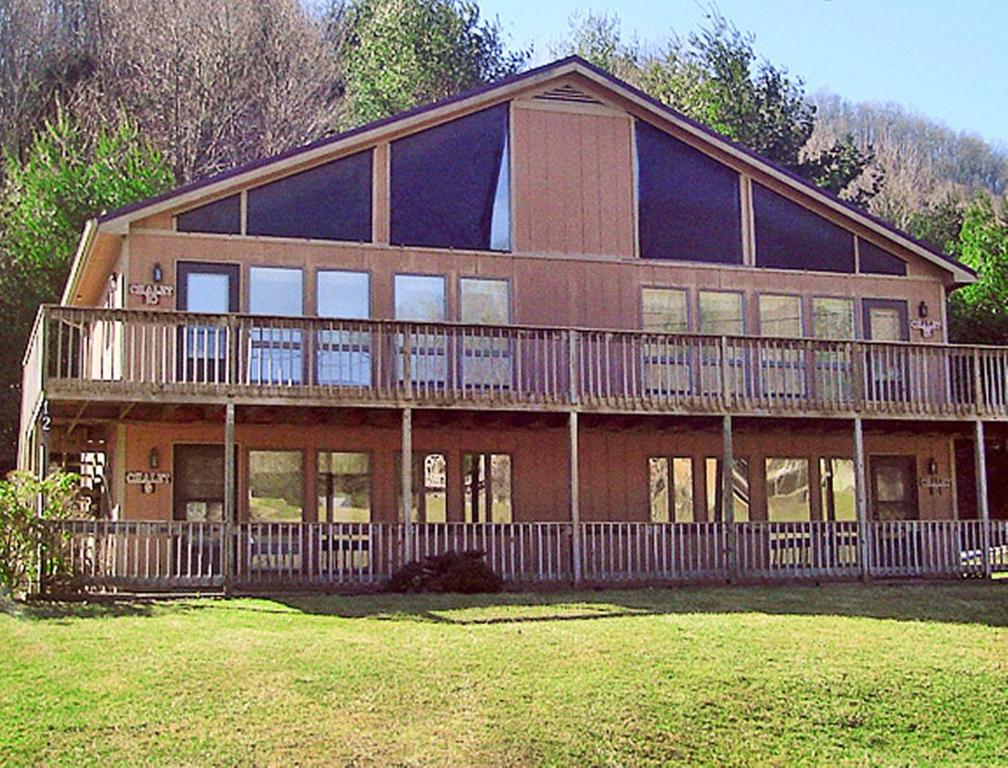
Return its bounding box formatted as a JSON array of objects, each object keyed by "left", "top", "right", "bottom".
[
  {"left": 38, "top": 518, "right": 1008, "bottom": 593},
  {"left": 26, "top": 305, "right": 1008, "bottom": 418}
]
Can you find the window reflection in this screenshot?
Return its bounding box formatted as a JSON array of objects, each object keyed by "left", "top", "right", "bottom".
[
  {"left": 250, "top": 267, "right": 303, "bottom": 385},
  {"left": 765, "top": 458, "right": 811, "bottom": 521},
  {"left": 395, "top": 452, "right": 447, "bottom": 523},
  {"left": 460, "top": 278, "right": 511, "bottom": 390},
  {"left": 812, "top": 297, "right": 855, "bottom": 402},
  {"left": 812, "top": 297, "right": 854, "bottom": 340},
  {"left": 395, "top": 275, "right": 447, "bottom": 387},
  {"left": 819, "top": 457, "right": 856, "bottom": 522},
  {"left": 317, "top": 270, "right": 371, "bottom": 386},
  {"left": 759, "top": 294, "right": 805, "bottom": 398},
  {"left": 317, "top": 452, "right": 371, "bottom": 523},
  {"left": 490, "top": 133, "right": 510, "bottom": 252},
  {"left": 649, "top": 456, "right": 693, "bottom": 522},
  {"left": 642, "top": 288, "right": 692, "bottom": 396},
  {"left": 463, "top": 453, "right": 512, "bottom": 522},
  {"left": 759, "top": 294, "right": 802, "bottom": 337},
  {"left": 699, "top": 290, "right": 743, "bottom": 335},
  {"left": 706, "top": 456, "right": 749, "bottom": 522},
  {"left": 699, "top": 291, "right": 745, "bottom": 396},
  {"left": 248, "top": 450, "right": 303, "bottom": 522},
  {"left": 394, "top": 274, "right": 446, "bottom": 321}
]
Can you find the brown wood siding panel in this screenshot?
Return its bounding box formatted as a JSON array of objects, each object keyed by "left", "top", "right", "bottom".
[
  {"left": 123, "top": 232, "right": 948, "bottom": 344},
  {"left": 117, "top": 420, "right": 955, "bottom": 523},
  {"left": 513, "top": 108, "right": 634, "bottom": 257}
]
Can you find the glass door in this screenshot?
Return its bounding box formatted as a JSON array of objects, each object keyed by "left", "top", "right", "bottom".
[
  {"left": 699, "top": 291, "right": 746, "bottom": 398},
  {"left": 870, "top": 455, "right": 918, "bottom": 520},
  {"left": 459, "top": 278, "right": 511, "bottom": 392},
  {"left": 394, "top": 274, "right": 447, "bottom": 389},
  {"left": 248, "top": 267, "right": 304, "bottom": 385},
  {"left": 173, "top": 444, "right": 227, "bottom": 522},
  {"left": 177, "top": 262, "right": 239, "bottom": 383},
  {"left": 758, "top": 294, "right": 806, "bottom": 399},
  {"left": 863, "top": 299, "right": 909, "bottom": 403},
  {"left": 317, "top": 270, "right": 371, "bottom": 387},
  {"left": 642, "top": 288, "right": 692, "bottom": 397}
]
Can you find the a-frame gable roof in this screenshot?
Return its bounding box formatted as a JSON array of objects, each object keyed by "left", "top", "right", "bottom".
[{"left": 91, "top": 55, "right": 975, "bottom": 285}]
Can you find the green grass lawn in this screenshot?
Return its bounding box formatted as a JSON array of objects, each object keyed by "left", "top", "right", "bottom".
[{"left": 2, "top": 583, "right": 1007, "bottom": 766}]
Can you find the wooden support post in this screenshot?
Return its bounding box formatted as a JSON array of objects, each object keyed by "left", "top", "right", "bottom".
[
  {"left": 223, "top": 400, "right": 235, "bottom": 592},
  {"left": 224, "top": 402, "right": 236, "bottom": 522},
  {"left": 974, "top": 418, "right": 991, "bottom": 579},
  {"left": 402, "top": 407, "right": 413, "bottom": 563},
  {"left": 853, "top": 416, "right": 870, "bottom": 580},
  {"left": 569, "top": 410, "right": 582, "bottom": 586},
  {"left": 35, "top": 406, "right": 50, "bottom": 594},
  {"left": 722, "top": 414, "right": 737, "bottom": 580}
]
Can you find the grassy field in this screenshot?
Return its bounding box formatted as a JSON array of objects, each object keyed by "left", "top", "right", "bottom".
[{"left": 2, "top": 583, "right": 1007, "bottom": 766}]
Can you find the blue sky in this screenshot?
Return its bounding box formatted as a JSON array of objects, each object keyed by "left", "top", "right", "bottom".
[{"left": 480, "top": 0, "right": 1008, "bottom": 146}]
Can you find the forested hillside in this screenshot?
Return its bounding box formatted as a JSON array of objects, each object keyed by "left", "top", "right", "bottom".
[
  {"left": 811, "top": 92, "right": 1008, "bottom": 235},
  {"left": 1, "top": 1, "right": 1006, "bottom": 471}
]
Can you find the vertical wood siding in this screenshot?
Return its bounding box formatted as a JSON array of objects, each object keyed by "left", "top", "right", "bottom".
[{"left": 512, "top": 107, "right": 635, "bottom": 257}]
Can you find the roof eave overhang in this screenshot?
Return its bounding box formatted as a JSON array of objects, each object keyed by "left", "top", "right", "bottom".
[{"left": 61, "top": 218, "right": 100, "bottom": 306}]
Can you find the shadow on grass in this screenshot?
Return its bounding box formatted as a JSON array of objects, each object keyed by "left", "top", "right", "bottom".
[
  {"left": 13, "top": 581, "right": 1008, "bottom": 628},
  {"left": 270, "top": 581, "right": 1008, "bottom": 628}
]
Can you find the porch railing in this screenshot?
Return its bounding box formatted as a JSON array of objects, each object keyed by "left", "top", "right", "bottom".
[
  {"left": 39, "top": 519, "right": 1004, "bottom": 593},
  {"left": 29, "top": 305, "right": 1008, "bottom": 418}
]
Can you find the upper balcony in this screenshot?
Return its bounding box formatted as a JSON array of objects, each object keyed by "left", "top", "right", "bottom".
[{"left": 22, "top": 305, "right": 1008, "bottom": 424}]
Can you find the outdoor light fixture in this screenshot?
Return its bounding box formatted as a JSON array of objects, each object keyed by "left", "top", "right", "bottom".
[
  {"left": 149, "top": 447, "right": 160, "bottom": 469},
  {"left": 928, "top": 457, "right": 938, "bottom": 475},
  {"left": 152, "top": 262, "right": 163, "bottom": 283},
  {"left": 918, "top": 301, "right": 928, "bottom": 319}
]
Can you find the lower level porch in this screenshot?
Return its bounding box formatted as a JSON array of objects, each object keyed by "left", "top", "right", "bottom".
[
  {"left": 41, "top": 517, "right": 1008, "bottom": 593},
  {"left": 34, "top": 406, "right": 1008, "bottom": 592}
]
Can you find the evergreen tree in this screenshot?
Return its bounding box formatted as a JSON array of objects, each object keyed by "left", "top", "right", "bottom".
[
  {"left": 334, "top": 0, "right": 528, "bottom": 126},
  {"left": 0, "top": 110, "right": 173, "bottom": 468}
]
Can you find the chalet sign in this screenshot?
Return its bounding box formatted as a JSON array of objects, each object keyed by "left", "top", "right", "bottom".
[
  {"left": 129, "top": 283, "right": 174, "bottom": 306},
  {"left": 919, "top": 476, "right": 951, "bottom": 495},
  {"left": 910, "top": 318, "right": 942, "bottom": 339},
  {"left": 126, "top": 470, "right": 172, "bottom": 494}
]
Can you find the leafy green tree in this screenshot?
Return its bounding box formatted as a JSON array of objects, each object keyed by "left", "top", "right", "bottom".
[
  {"left": 0, "top": 469, "right": 80, "bottom": 598},
  {"left": 560, "top": 12, "right": 879, "bottom": 204},
  {"left": 0, "top": 110, "right": 173, "bottom": 471},
  {"left": 948, "top": 194, "right": 1008, "bottom": 344},
  {"left": 333, "top": 0, "right": 528, "bottom": 126}
]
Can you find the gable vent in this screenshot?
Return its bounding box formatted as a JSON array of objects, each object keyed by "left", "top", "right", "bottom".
[{"left": 533, "top": 83, "right": 603, "bottom": 105}]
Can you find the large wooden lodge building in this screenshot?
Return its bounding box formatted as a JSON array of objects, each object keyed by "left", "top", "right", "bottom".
[{"left": 20, "top": 57, "right": 1008, "bottom": 591}]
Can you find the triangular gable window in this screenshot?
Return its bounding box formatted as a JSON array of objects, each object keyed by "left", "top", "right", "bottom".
[
  {"left": 859, "top": 239, "right": 907, "bottom": 276},
  {"left": 177, "top": 194, "right": 241, "bottom": 235},
  {"left": 246, "top": 150, "right": 373, "bottom": 242},
  {"left": 635, "top": 120, "right": 742, "bottom": 264},
  {"left": 754, "top": 183, "right": 854, "bottom": 273},
  {"left": 390, "top": 103, "right": 510, "bottom": 252}
]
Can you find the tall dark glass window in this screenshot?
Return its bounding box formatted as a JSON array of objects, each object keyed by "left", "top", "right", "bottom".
[
  {"left": 390, "top": 104, "right": 510, "bottom": 251},
  {"left": 753, "top": 183, "right": 855, "bottom": 273},
  {"left": 246, "top": 150, "right": 372, "bottom": 241},
  {"left": 176, "top": 194, "right": 241, "bottom": 235},
  {"left": 635, "top": 120, "right": 743, "bottom": 264}
]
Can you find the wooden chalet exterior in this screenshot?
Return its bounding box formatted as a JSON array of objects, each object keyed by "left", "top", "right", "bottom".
[{"left": 19, "top": 57, "right": 1008, "bottom": 592}]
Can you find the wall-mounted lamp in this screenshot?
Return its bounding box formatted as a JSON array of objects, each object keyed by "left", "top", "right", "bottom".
[
  {"left": 918, "top": 301, "right": 928, "bottom": 319},
  {"left": 152, "top": 263, "right": 163, "bottom": 284},
  {"left": 928, "top": 457, "right": 938, "bottom": 475},
  {"left": 149, "top": 447, "right": 160, "bottom": 469}
]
